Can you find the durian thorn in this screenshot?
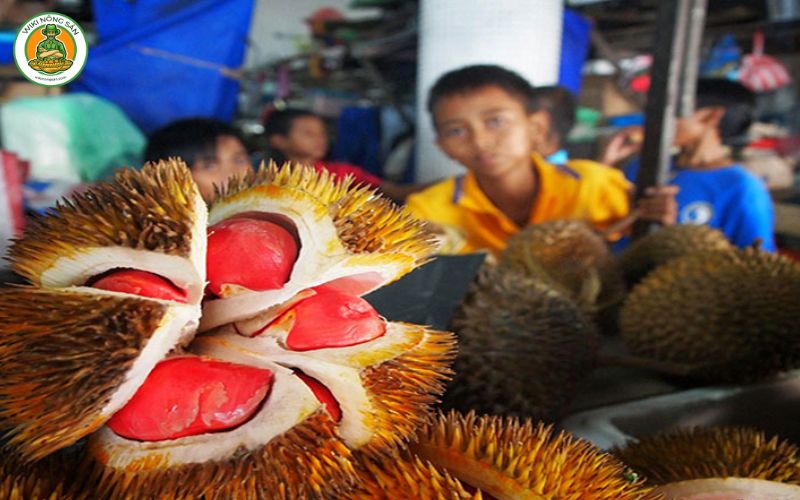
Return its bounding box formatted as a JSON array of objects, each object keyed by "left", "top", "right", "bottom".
[{"left": 597, "top": 350, "right": 696, "bottom": 376}]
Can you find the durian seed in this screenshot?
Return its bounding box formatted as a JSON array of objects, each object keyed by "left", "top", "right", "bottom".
[
  {"left": 106, "top": 356, "right": 274, "bottom": 441},
  {"left": 206, "top": 217, "right": 299, "bottom": 297},
  {"left": 282, "top": 287, "right": 385, "bottom": 351},
  {"left": 296, "top": 371, "right": 342, "bottom": 422},
  {"left": 90, "top": 269, "right": 188, "bottom": 303}
]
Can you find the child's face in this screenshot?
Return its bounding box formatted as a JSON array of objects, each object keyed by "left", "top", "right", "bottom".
[
  {"left": 674, "top": 107, "right": 724, "bottom": 149},
  {"left": 274, "top": 116, "right": 329, "bottom": 163},
  {"left": 433, "top": 85, "right": 544, "bottom": 178},
  {"left": 191, "top": 135, "right": 251, "bottom": 202}
]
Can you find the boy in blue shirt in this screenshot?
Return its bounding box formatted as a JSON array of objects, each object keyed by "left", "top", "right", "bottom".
[{"left": 603, "top": 79, "right": 775, "bottom": 251}]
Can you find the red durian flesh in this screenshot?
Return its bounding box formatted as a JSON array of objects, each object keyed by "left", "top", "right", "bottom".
[
  {"left": 107, "top": 357, "right": 274, "bottom": 441},
  {"left": 206, "top": 218, "right": 298, "bottom": 296},
  {"left": 92, "top": 270, "right": 188, "bottom": 303},
  {"left": 283, "top": 287, "right": 385, "bottom": 351},
  {"left": 296, "top": 371, "right": 341, "bottom": 422}
]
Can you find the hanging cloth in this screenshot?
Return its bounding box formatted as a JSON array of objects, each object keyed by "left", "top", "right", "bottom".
[{"left": 739, "top": 31, "right": 792, "bottom": 93}]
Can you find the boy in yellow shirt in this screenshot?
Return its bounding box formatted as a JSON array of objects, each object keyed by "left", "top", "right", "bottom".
[{"left": 406, "top": 65, "right": 677, "bottom": 255}]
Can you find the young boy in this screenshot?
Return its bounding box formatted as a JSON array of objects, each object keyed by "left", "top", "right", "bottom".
[
  {"left": 145, "top": 118, "right": 252, "bottom": 202},
  {"left": 602, "top": 79, "right": 775, "bottom": 251},
  {"left": 263, "top": 108, "right": 422, "bottom": 202},
  {"left": 405, "top": 65, "right": 677, "bottom": 255}
]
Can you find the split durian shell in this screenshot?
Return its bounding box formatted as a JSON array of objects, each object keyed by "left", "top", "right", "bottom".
[
  {"left": 190, "top": 322, "right": 455, "bottom": 456},
  {"left": 618, "top": 224, "right": 733, "bottom": 286},
  {"left": 613, "top": 427, "right": 800, "bottom": 499},
  {"left": 6, "top": 159, "right": 208, "bottom": 303},
  {"left": 200, "top": 162, "right": 437, "bottom": 331},
  {"left": 500, "top": 220, "right": 625, "bottom": 311},
  {"left": 620, "top": 247, "right": 800, "bottom": 382},
  {"left": 0, "top": 288, "right": 199, "bottom": 460},
  {"left": 409, "top": 411, "right": 652, "bottom": 499},
  {"left": 80, "top": 410, "right": 356, "bottom": 499},
  {"left": 83, "top": 322, "right": 455, "bottom": 498},
  {"left": 444, "top": 264, "right": 598, "bottom": 420}
]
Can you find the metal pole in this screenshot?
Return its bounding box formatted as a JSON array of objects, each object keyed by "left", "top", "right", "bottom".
[
  {"left": 632, "top": 0, "right": 692, "bottom": 239},
  {"left": 678, "top": 0, "right": 709, "bottom": 117}
]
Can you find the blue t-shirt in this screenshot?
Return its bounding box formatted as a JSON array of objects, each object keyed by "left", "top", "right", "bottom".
[{"left": 626, "top": 159, "right": 775, "bottom": 251}]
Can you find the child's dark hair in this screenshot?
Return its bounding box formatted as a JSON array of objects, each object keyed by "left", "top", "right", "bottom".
[
  {"left": 530, "top": 85, "right": 576, "bottom": 145},
  {"left": 696, "top": 79, "right": 755, "bottom": 143},
  {"left": 427, "top": 65, "right": 535, "bottom": 117},
  {"left": 262, "top": 108, "right": 320, "bottom": 138},
  {"left": 144, "top": 117, "right": 244, "bottom": 167}
]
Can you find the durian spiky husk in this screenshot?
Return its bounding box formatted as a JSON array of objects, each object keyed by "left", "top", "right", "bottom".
[
  {"left": 444, "top": 264, "right": 598, "bottom": 420},
  {"left": 0, "top": 288, "right": 199, "bottom": 460},
  {"left": 0, "top": 449, "right": 81, "bottom": 500},
  {"left": 217, "top": 161, "right": 437, "bottom": 259},
  {"left": 8, "top": 160, "right": 206, "bottom": 292},
  {"left": 351, "top": 450, "right": 480, "bottom": 499},
  {"left": 613, "top": 427, "right": 800, "bottom": 486},
  {"left": 500, "top": 220, "right": 625, "bottom": 311},
  {"left": 618, "top": 224, "right": 733, "bottom": 286},
  {"left": 620, "top": 248, "right": 800, "bottom": 382},
  {"left": 412, "top": 411, "right": 652, "bottom": 499},
  {"left": 359, "top": 325, "right": 456, "bottom": 457}
]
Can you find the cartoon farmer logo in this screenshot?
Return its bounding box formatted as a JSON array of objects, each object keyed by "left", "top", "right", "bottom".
[
  {"left": 14, "top": 12, "right": 87, "bottom": 86},
  {"left": 29, "top": 24, "right": 73, "bottom": 74}
]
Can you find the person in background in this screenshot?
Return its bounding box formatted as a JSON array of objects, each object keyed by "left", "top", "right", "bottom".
[
  {"left": 601, "top": 79, "right": 775, "bottom": 251},
  {"left": 405, "top": 64, "right": 678, "bottom": 256},
  {"left": 144, "top": 118, "right": 252, "bottom": 203},
  {"left": 529, "top": 85, "right": 577, "bottom": 165},
  {"left": 262, "top": 108, "right": 423, "bottom": 202}
]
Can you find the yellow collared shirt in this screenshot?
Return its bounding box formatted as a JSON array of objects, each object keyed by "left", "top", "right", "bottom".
[{"left": 406, "top": 154, "right": 631, "bottom": 255}]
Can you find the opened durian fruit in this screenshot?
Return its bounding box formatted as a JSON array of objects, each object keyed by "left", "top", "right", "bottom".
[
  {"left": 614, "top": 426, "right": 800, "bottom": 499},
  {"left": 0, "top": 160, "right": 659, "bottom": 499},
  {"left": 0, "top": 160, "right": 457, "bottom": 498}
]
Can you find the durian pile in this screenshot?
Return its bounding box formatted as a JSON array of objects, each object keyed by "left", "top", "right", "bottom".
[
  {"left": 445, "top": 220, "right": 800, "bottom": 420},
  {"left": 0, "top": 160, "right": 657, "bottom": 498},
  {"left": 618, "top": 225, "right": 800, "bottom": 383}
]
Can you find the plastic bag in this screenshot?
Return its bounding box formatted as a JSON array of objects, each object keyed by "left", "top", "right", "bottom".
[{"left": 0, "top": 93, "right": 145, "bottom": 182}]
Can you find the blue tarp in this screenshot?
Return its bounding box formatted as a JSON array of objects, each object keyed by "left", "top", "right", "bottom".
[
  {"left": 72, "top": 0, "right": 254, "bottom": 133},
  {"left": 559, "top": 9, "right": 592, "bottom": 95}
]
